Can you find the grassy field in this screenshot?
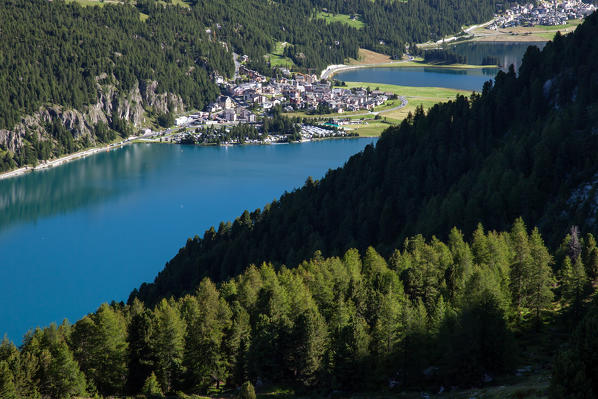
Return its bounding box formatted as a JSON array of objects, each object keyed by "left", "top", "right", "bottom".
[
  {"left": 347, "top": 48, "right": 393, "bottom": 65},
  {"left": 283, "top": 82, "right": 467, "bottom": 137},
  {"left": 316, "top": 12, "right": 365, "bottom": 29},
  {"left": 66, "top": 0, "right": 189, "bottom": 18},
  {"left": 348, "top": 121, "right": 395, "bottom": 137},
  {"left": 265, "top": 42, "right": 296, "bottom": 68},
  {"left": 343, "top": 81, "right": 471, "bottom": 98}
]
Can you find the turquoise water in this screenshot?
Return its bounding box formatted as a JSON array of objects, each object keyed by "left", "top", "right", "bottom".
[
  {"left": 336, "top": 66, "right": 497, "bottom": 91},
  {"left": 0, "top": 139, "right": 376, "bottom": 342},
  {"left": 336, "top": 42, "right": 547, "bottom": 91}
]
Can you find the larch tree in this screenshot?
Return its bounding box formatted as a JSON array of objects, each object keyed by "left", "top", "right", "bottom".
[
  {"left": 526, "top": 228, "right": 555, "bottom": 326},
  {"left": 152, "top": 299, "right": 186, "bottom": 393}
]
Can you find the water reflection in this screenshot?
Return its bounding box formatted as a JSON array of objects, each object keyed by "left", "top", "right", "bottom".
[
  {"left": 449, "top": 41, "right": 547, "bottom": 71},
  {"left": 336, "top": 66, "right": 497, "bottom": 91},
  {"left": 0, "top": 144, "right": 167, "bottom": 234}
]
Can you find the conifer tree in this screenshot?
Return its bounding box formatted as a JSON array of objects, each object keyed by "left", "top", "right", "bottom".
[
  {"left": 582, "top": 233, "right": 598, "bottom": 281},
  {"left": 142, "top": 372, "right": 162, "bottom": 398},
  {"left": 183, "top": 279, "right": 232, "bottom": 392},
  {"left": 127, "top": 308, "right": 155, "bottom": 395},
  {"left": 509, "top": 218, "right": 532, "bottom": 319},
  {"left": 0, "top": 361, "right": 18, "bottom": 399},
  {"left": 527, "top": 228, "right": 555, "bottom": 325},
  {"left": 152, "top": 299, "right": 186, "bottom": 393},
  {"left": 44, "top": 341, "right": 87, "bottom": 399}
]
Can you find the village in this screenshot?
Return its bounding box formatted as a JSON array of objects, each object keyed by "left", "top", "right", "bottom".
[
  {"left": 488, "top": 0, "right": 595, "bottom": 29},
  {"left": 164, "top": 65, "right": 397, "bottom": 145}
]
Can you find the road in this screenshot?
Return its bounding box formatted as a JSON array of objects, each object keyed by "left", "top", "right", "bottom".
[
  {"left": 320, "top": 59, "right": 413, "bottom": 80},
  {"left": 434, "top": 18, "right": 497, "bottom": 44}
]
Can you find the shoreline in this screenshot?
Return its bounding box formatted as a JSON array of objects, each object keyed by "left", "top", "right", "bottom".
[
  {"left": 321, "top": 60, "right": 497, "bottom": 80},
  {"left": 0, "top": 134, "right": 370, "bottom": 181},
  {"left": 0, "top": 136, "right": 139, "bottom": 181}
]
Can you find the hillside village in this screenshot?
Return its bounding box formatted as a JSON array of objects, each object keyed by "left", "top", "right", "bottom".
[
  {"left": 163, "top": 65, "right": 398, "bottom": 145},
  {"left": 489, "top": 0, "right": 595, "bottom": 28}
]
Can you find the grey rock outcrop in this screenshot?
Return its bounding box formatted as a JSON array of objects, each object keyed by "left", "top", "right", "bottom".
[{"left": 0, "top": 78, "right": 185, "bottom": 155}]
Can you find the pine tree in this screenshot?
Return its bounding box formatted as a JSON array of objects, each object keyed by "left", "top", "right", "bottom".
[
  {"left": 127, "top": 309, "right": 155, "bottom": 395},
  {"left": 0, "top": 361, "right": 18, "bottom": 399},
  {"left": 287, "top": 307, "right": 328, "bottom": 387},
  {"left": 183, "top": 279, "right": 232, "bottom": 392},
  {"left": 526, "top": 228, "right": 555, "bottom": 325},
  {"left": 582, "top": 233, "right": 598, "bottom": 281},
  {"left": 71, "top": 304, "right": 128, "bottom": 395},
  {"left": 509, "top": 218, "right": 532, "bottom": 319},
  {"left": 152, "top": 299, "right": 186, "bottom": 393},
  {"left": 142, "top": 372, "right": 163, "bottom": 398},
  {"left": 45, "top": 341, "right": 87, "bottom": 399},
  {"left": 561, "top": 256, "right": 588, "bottom": 318}
]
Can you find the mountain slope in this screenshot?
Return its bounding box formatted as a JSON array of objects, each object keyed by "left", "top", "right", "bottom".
[{"left": 131, "top": 14, "right": 598, "bottom": 305}]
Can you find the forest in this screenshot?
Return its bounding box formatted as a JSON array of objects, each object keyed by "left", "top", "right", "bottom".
[
  {"left": 131, "top": 13, "right": 598, "bottom": 305},
  {"left": 1, "top": 220, "right": 597, "bottom": 398}
]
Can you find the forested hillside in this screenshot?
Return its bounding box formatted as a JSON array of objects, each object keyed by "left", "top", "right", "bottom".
[
  {"left": 2, "top": 221, "right": 596, "bottom": 397},
  {"left": 0, "top": 0, "right": 507, "bottom": 172},
  {"left": 0, "top": 0, "right": 232, "bottom": 171},
  {"left": 131, "top": 14, "right": 598, "bottom": 305}
]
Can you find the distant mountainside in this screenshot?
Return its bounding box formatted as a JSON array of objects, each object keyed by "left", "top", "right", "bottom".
[
  {"left": 0, "top": 0, "right": 503, "bottom": 172},
  {"left": 131, "top": 13, "right": 598, "bottom": 305}
]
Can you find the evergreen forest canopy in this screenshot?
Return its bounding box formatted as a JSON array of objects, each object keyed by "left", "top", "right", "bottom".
[
  {"left": 2, "top": 220, "right": 598, "bottom": 398},
  {"left": 131, "top": 13, "right": 598, "bottom": 306},
  {"left": 0, "top": 0, "right": 232, "bottom": 132}
]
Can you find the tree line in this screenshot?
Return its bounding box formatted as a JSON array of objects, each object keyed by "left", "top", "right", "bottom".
[{"left": 1, "top": 220, "right": 595, "bottom": 397}]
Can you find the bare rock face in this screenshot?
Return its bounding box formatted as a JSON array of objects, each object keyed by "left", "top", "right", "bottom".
[
  {"left": 0, "top": 78, "right": 185, "bottom": 156},
  {"left": 140, "top": 80, "right": 185, "bottom": 115}
]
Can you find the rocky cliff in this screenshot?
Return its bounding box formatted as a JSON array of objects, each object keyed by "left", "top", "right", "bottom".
[{"left": 0, "top": 75, "right": 185, "bottom": 155}]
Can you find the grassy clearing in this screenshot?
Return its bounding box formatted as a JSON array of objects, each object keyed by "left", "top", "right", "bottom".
[
  {"left": 265, "top": 42, "right": 296, "bottom": 68},
  {"left": 65, "top": 0, "right": 109, "bottom": 7},
  {"left": 316, "top": 12, "right": 365, "bottom": 29},
  {"left": 343, "top": 81, "right": 471, "bottom": 98},
  {"left": 157, "top": 0, "right": 191, "bottom": 8},
  {"left": 349, "top": 121, "right": 395, "bottom": 137},
  {"left": 66, "top": 0, "right": 187, "bottom": 19},
  {"left": 347, "top": 48, "right": 393, "bottom": 65}
]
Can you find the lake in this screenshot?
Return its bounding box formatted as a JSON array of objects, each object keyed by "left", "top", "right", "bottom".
[
  {"left": 449, "top": 41, "right": 547, "bottom": 71},
  {"left": 336, "top": 66, "right": 497, "bottom": 91},
  {"left": 0, "top": 139, "right": 376, "bottom": 342},
  {"left": 336, "top": 42, "right": 547, "bottom": 91}
]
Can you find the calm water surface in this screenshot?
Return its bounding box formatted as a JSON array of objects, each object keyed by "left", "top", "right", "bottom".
[
  {"left": 337, "top": 42, "right": 547, "bottom": 91},
  {"left": 336, "top": 66, "right": 497, "bottom": 91},
  {"left": 0, "top": 139, "right": 376, "bottom": 341},
  {"left": 449, "top": 41, "right": 547, "bottom": 71}
]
